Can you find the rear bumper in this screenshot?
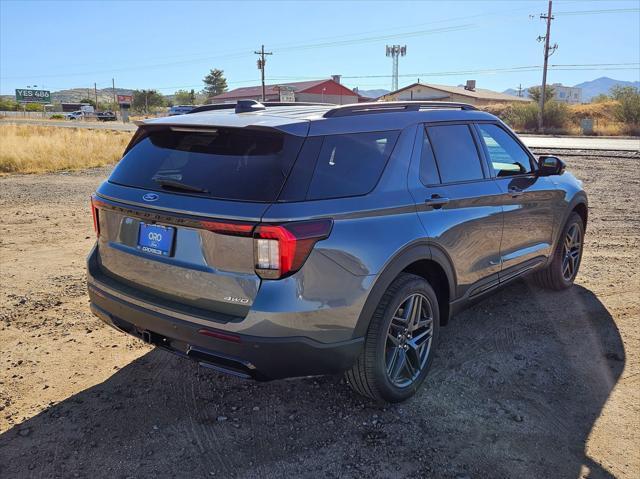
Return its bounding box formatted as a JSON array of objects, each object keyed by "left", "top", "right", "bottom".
[{"left": 87, "top": 276, "right": 364, "bottom": 381}]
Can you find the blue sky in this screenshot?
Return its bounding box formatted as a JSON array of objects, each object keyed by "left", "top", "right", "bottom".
[{"left": 1, "top": 0, "right": 638, "bottom": 95}]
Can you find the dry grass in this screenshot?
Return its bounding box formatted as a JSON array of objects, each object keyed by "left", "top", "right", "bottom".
[
  {"left": 480, "top": 100, "right": 639, "bottom": 136},
  {"left": 0, "top": 124, "right": 133, "bottom": 174}
]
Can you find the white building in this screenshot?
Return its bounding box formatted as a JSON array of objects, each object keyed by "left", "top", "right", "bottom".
[
  {"left": 549, "top": 83, "right": 582, "bottom": 104},
  {"left": 380, "top": 80, "right": 530, "bottom": 106}
]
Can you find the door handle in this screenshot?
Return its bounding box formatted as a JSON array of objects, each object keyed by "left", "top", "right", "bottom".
[
  {"left": 425, "top": 195, "right": 450, "bottom": 209},
  {"left": 508, "top": 186, "right": 524, "bottom": 197}
]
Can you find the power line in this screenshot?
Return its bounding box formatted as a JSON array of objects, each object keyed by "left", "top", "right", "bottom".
[
  {"left": 2, "top": 6, "right": 635, "bottom": 82},
  {"left": 270, "top": 5, "right": 531, "bottom": 50},
  {"left": 337, "top": 63, "right": 639, "bottom": 80},
  {"left": 141, "top": 63, "right": 638, "bottom": 92},
  {"left": 554, "top": 7, "right": 639, "bottom": 16},
  {"left": 106, "top": 62, "right": 640, "bottom": 90},
  {"left": 1, "top": 24, "right": 475, "bottom": 81},
  {"left": 274, "top": 24, "right": 473, "bottom": 53},
  {"left": 3, "top": 7, "right": 529, "bottom": 81},
  {"left": 62, "top": 6, "right": 537, "bottom": 75}
]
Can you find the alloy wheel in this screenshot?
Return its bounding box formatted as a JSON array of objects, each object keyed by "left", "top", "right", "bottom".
[
  {"left": 385, "top": 293, "right": 434, "bottom": 388},
  {"left": 562, "top": 223, "right": 582, "bottom": 281}
]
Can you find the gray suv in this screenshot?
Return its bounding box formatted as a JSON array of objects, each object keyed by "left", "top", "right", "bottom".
[{"left": 87, "top": 101, "right": 587, "bottom": 402}]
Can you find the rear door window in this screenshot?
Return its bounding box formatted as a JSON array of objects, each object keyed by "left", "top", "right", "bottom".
[
  {"left": 419, "top": 129, "right": 441, "bottom": 185},
  {"left": 108, "top": 127, "right": 304, "bottom": 202},
  {"left": 306, "top": 131, "right": 399, "bottom": 200},
  {"left": 425, "top": 124, "right": 485, "bottom": 183},
  {"left": 477, "top": 123, "right": 534, "bottom": 177}
]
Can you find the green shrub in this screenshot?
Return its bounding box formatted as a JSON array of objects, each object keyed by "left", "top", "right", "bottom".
[
  {"left": 610, "top": 86, "right": 640, "bottom": 125},
  {"left": 49, "top": 114, "right": 65, "bottom": 120},
  {"left": 482, "top": 101, "right": 568, "bottom": 131},
  {"left": 542, "top": 101, "right": 569, "bottom": 129},
  {"left": 481, "top": 102, "right": 537, "bottom": 130},
  {"left": 25, "top": 103, "right": 44, "bottom": 112},
  {"left": 511, "top": 102, "right": 539, "bottom": 130},
  {"left": 0, "top": 99, "right": 18, "bottom": 111}
]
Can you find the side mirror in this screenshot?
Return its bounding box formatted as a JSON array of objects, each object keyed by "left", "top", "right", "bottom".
[{"left": 538, "top": 156, "right": 566, "bottom": 176}]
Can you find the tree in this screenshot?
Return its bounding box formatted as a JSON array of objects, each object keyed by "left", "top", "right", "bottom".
[
  {"left": 174, "top": 89, "right": 196, "bottom": 105},
  {"left": 202, "top": 69, "right": 228, "bottom": 99},
  {"left": 25, "top": 102, "right": 44, "bottom": 112},
  {"left": 132, "top": 89, "right": 165, "bottom": 113},
  {"left": 610, "top": 85, "right": 640, "bottom": 125},
  {"left": 0, "top": 99, "right": 18, "bottom": 111},
  {"left": 528, "top": 85, "right": 555, "bottom": 103},
  {"left": 79, "top": 98, "right": 96, "bottom": 108}
]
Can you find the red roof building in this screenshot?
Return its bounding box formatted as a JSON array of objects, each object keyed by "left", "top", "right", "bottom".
[{"left": 211, "top": 78, "right": 361, "bottom": 105}]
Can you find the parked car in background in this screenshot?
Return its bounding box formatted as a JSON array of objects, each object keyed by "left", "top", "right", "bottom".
[
  {"left": 168, "top": 105, "right": 196, "bottom": 116},
  {"left": 65, "top": 110, "right": 85, "bottom": 120},
  {"left": 96, "top": 111, "right": 117, "bottom": 122},
  {"left": 87, "top": 100, "right": 588, "bottom": 402}
]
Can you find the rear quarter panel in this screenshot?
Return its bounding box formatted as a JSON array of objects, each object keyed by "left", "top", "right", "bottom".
[
  {"left": 262, "top": 124, "right": 423, "bottom": 277},
  {"left": 256, "top": 125, "right": 427, "bottom": 340}
]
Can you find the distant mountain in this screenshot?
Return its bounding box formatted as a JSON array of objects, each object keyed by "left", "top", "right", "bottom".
[
  {"left": 1, "top": 88, "right": 134, "bottom": 104},
  {"left": 573, "top": 77, "right": 640, "bottom": 102},
  {"left": 503, "top": 77, "right": 639, "bottom": 102},
  {"left": 355, "top": 88, "right": 389, "bottom": 99},
  {"left": 51, "top": 87, "right": 134, "bottom": 104}
]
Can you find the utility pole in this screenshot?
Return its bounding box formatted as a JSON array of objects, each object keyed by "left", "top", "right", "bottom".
[
  {"left": 254, "top": 45, "right": 273, "bottom": 102},
  {"left": 94, "top": 82, "right": 99, "bottom": 111},
  {"left": 112, "top": 78, "right": 117, "bottom": 108},
  {"left": 517, "top": 84, "right": 523, "bottom": 97},
  {"left": 386, "top": 45, "right": 407, "bottom": 92},
  {"left": 537, "top": 0, "right": 557, "bottom": 131}
]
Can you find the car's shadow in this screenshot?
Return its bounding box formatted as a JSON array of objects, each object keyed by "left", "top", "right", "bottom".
[{"left": 0, "top": 283, "right": 624, "bottom": 478}]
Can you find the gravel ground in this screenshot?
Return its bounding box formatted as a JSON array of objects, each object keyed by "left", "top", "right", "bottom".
[{"left": 0, "top": 153, "right": 638, "bottom": 478}]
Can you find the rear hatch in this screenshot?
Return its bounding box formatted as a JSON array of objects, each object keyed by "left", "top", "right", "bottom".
[{"left": 93, "top": 123, "right": 306, "bottom": 320}]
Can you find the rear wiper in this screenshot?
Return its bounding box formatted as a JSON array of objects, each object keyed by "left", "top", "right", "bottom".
[{"left": 152, "top": 176, "right": 209, "bottom": 194}]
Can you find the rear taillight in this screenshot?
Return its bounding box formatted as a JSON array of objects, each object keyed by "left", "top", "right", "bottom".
[
  {"left": 200, "top": 220, "right": 254, "bottom": 237},
  {"left": 90, "top": 195, "right": 101, "bottom": 237},
  {"left": 253, "top": 220, "right": 333, "bottom": 279}
]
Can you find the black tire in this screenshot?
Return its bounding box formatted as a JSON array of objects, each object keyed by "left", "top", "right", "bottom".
[
  {"left": 533, "top": 212, "right": 585, "bottom": 290},
  {"left": 345, "top": 273, "right": 440, "bottom": 403}
]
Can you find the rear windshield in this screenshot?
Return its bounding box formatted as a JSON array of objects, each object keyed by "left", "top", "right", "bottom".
[
  {"left": 109, "top": 127, "right": 304, "bottom": 202},
  {"left": 110, "top": 127, "right": 400, "bottom": 203}
]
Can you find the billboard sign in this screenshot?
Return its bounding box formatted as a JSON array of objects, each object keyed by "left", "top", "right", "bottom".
[
  {"left": 15, "top": 89, "right": 51, "bottom": 103},
  {"left": 276, "top": 85, "right": 295, "bottom": 103},
  {"left": 117, "top": 94, "right": 133, "bottom": 104}
]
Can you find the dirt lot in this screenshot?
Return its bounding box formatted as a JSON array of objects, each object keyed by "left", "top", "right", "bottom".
[{"left": 0, "top": 152, "right": 638, "bottom": 478}]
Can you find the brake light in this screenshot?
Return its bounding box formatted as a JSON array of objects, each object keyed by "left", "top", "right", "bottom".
[
  {"left": 253, "top": 220, "right": 333, "bottom": 279},
  {"left": 200, "top": 220, "right": 254, "bottom": 237},
  {"left": 90, "top": 195, "right": 101, "bottom": 237}
]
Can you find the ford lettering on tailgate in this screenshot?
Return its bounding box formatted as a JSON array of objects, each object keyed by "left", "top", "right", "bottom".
[{"left": 137, "top": 223, "right": 175, "bottom": 256}]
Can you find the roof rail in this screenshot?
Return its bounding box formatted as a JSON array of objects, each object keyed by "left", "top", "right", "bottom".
[
  {"left": 262, "top": 101, "right": 334, "bottom": 107},
  {"left": 187, "top": 101, "right": 334, "bottom": 115},
  {"left": 323, "top": 101, "right": 477, "bottom": 118}
]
